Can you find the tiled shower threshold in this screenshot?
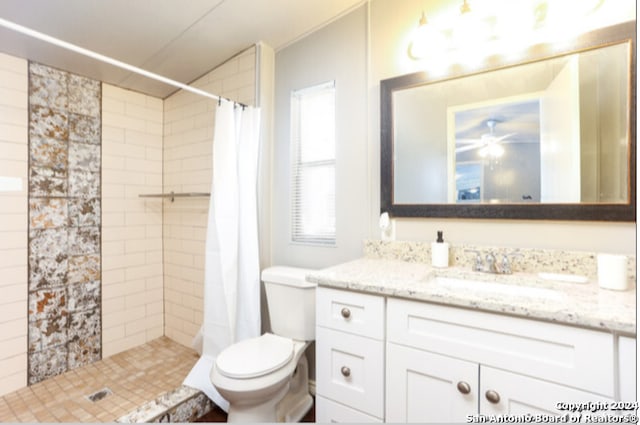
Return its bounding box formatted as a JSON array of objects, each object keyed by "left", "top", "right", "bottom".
[{"left": 0, "top": 337, "right": 213, "bottom": 423}]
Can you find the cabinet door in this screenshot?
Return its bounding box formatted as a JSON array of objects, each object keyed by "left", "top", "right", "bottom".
[
  {"left": 480, "top": 366, "right": 613, "bottom": 418},
  {"left": 619, "top": 336, "right": 636, "bottom": 401},
  {"left": 386, "top": 343, "right": 478, "bottom": 423}
]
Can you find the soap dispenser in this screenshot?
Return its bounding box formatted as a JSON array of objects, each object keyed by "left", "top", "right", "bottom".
[{"left": 431, "top": 230, "right": 449, "bottom": 268}]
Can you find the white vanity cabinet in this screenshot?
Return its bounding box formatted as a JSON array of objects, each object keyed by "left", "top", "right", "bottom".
[
  {"left": 386, "top": 298, "right": 615, "bottom": 423},
  {"left": 315, "top": 287, "right": 385, "bottom": 422},
  {"left": 618, "top": 336, "right": 637, "bottom": 401},
  {"left": 316, "top": 287, "right": 623, "bottom": 423}
]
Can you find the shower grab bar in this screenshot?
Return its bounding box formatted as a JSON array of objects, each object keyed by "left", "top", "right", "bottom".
[{"left": 138, "top": 191, "right": 210, "bottom": 202}]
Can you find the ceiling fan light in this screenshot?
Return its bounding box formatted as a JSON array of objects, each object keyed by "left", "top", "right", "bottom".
[{"left": 490, "top": 144, "right": 505, "bottom": 157}]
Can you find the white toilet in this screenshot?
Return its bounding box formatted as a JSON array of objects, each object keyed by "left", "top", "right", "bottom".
[{"left": 210, "top": 266, "right": 316, "bottom": 422}]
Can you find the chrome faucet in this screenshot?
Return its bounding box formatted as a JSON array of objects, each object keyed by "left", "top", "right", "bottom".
[
  {"left": 466, "top": 250, "right": 519, "bottom": 274},
  {"left": 485, "top": 252, "right": 497, "bottom": 273}
]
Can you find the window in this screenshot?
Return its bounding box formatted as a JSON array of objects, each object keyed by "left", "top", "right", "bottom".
[{"left": 290, "top": 81, "right": 336, "bottom": 245}]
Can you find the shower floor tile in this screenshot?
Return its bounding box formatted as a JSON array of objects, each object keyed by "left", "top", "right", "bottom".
[{"left": 0, "top": 337, "right": 200, "bottom": 423}]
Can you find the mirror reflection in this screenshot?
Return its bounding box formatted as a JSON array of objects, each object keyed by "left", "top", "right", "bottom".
[{"left": 393, "top": 41, "right": 630, "bottom": 205}]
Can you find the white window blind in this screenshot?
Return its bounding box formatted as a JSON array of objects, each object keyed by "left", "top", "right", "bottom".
[{"left": 290, "top": 81, "right": 336, "bottom": 245}]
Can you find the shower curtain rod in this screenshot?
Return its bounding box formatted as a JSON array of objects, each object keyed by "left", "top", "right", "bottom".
[{"left": 0, "top": 17, "right": 233, "bottom": 103}]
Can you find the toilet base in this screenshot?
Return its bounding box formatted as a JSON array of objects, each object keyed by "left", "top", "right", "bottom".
[
  {"left": 276, "top": 355, "right": 312, "bottom": 422},
  {"left": 226, "top": 354, "right": 312, "bottom": 423}
]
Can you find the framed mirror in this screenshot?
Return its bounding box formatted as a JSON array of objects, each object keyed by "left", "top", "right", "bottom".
[{"left": 381, "top": 22, "right": 636, "bottom": 221}]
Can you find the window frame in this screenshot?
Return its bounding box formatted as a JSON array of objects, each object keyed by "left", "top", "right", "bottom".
[{"left": 289, "top": 80, "right": 337, "bottom": 246}]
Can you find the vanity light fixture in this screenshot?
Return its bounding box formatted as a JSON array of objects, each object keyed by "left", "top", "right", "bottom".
[
  {"left": 407, "top": 0, "right": 490, "bottom": 61},
  {"left": 452, "top": 0, "right": 489, "bottom": 50},
  {"left": 407, "top": 10, "right": 445, "bottom": 60}
]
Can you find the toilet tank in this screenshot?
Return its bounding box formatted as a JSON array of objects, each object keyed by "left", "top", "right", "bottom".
[{"left": 262, "top": 266, "right": 316, "bottom": 341}]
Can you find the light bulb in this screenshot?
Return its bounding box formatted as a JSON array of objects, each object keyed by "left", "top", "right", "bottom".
[{"left": 408, "top": 11, "right": 445, "bottom": 60}]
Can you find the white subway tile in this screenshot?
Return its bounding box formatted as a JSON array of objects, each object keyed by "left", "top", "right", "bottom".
[
  {"left": 0, "top": 370, "right": 26, "bottom": 398},
  {"left": 0, "top": 103, "right": 27, "bottom": 126},
  {"left": 0, "top": 52, "right": 27, "bottom": 74},
  {"left": 125, "top": 264, "right": 158, "bottom": 281},
  {"left": 0, "top": 318, "right": 27, "bottom": 342},
  {"left": 0, "top": 265, "right": 26, "bottom": 287},
  {"left": 102, "top": 324, "right": 125, "bottom": 343},
  {"left": 0, "top": 283, "right": 27, "bottom": 304},
  {"left": 0, "top": 249, "right": 26, "bottom": 269},
  {"left": 102, "top": 268, "right": 125, "bottom": 285},
  {"left": 102, "top": 125, "right": 126, "bottom": 144},
  {"left": 146, "top": 324, "right": 164, "bottom": 340},
  {"left": 102, "top": 96, "right": 126, "bottom": 114},
  {"left": 0, "top": 303, "right": 26, "bottom": 327},
  {"left": 125, "top": 318, "right": 149, "bottom": 336},
  {"left": 124, "top": 129, "right": 162, "bottom": 147},
  {"left": 0, "top": 123, "right": 27, "bottom": 144},
  {"left": 125, "top": 103, "right": 162, "bottom": 123}
]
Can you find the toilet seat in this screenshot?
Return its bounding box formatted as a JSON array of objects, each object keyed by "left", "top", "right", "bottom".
[{"left": 216, "top": 333, "right": 294, "bottom": 379}]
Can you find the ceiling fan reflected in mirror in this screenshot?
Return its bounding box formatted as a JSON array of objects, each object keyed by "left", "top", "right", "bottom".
[{"left": 455, "top": 119, "right": 516, "bottom": 159}]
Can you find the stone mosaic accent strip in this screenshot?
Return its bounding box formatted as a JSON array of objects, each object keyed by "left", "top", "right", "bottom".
[
  {"left": 27, "top": 62, "right": 102, "bottom": 384},
  {"left": 116, "top": 386, "right": 213, "bottom": 423}
]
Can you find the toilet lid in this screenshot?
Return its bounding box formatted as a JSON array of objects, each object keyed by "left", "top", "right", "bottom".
[{"left": 216, "top": 333, "right": 294, "bottom": 379}]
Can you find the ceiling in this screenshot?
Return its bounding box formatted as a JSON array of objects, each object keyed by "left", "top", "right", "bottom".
[{"left": 0, "top": 0, "right": 365, "bottom": 98}]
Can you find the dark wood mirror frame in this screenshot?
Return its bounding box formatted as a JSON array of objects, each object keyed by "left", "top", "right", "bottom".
[{"left": 381, "top": 22, "right": 636, "bottom": 221}]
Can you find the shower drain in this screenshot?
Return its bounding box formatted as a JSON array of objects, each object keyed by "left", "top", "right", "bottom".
[{"left": 85, "top": 387, "right": 113, "bottom": 402}]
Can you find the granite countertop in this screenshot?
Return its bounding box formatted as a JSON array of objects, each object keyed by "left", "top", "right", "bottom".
[{"left": 307, "top": 258, "right": 636, "bottom": 335}]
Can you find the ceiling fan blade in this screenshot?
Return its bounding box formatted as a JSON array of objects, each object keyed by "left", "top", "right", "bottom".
[
  {"left": 456, "top": 138, "right": 484, "bottom": 145},
  {"left": 494, "top": 133, "right": 516, "bottom": 143},
  {"left": 456, "top": 142, "right": 484, "bottom": 153}
]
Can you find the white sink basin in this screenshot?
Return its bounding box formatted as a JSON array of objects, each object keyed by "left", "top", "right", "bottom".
[{"left": 431, "top": 276, "right": 565, "bottom": 301}]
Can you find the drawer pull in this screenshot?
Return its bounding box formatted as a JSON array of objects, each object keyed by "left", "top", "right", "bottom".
[
  {"left": 456, "top": 381, "right": 471, "bottom": 394},
  {"left": 340, "top": 307, "right": 351, "bottom": 319},
  {"left": 340, "top": 366, "right": 351, "bottom": 377},
  {"left": 485, "top": 390, "right": 500, "bottom": 404}
]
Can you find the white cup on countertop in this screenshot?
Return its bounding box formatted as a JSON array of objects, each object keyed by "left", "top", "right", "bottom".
[{"left": 597, "top": 253, "right": 628, "bottom": 291}]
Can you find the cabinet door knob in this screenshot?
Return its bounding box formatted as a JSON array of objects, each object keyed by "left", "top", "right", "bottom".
[
  {"left": 340, "top": 307, "right": 351, "bottom": 319},
  {"left": 456, "top": 381, "right": 471, "bottom": 394},
  {"left": 485, "top": 390, "right": 501, "bottom": 404},
  {"left": 340, "top": 366, "right": 351, "bottom": 377}
]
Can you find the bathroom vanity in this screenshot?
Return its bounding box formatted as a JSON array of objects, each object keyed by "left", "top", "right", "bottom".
[{"left": 309, "top": 251, "right": 636, "bottom": 423}]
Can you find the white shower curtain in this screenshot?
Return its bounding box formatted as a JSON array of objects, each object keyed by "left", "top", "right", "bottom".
[{"left": 183, "top": 101, "right": 262, "bottom": 411}]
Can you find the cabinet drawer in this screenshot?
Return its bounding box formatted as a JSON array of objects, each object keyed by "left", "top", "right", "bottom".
[
  {"left": 317, "top": 287, "right": 384, "bottom": 339},
  {"left": 387, "top": 298, "right": 615, "bottom": 397},
  {"left": 316, "top": 327, "right": 384, "bottom": 418},
  {"left": 316, "top": 396, "right": 382, "bottom": 423}
]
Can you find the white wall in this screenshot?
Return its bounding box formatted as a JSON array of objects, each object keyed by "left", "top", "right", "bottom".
[
  {"left": 0, "top": 52, "right": 28, "bottom": 396},
  {"left": 273, "top": 4, "right": 369, "bottom": 268},
  {"left": 163, "top": 47, "right": 257, "bottom": 347},
  {"left": 101, "top": 84, "right": 164, "bottom": 357}
]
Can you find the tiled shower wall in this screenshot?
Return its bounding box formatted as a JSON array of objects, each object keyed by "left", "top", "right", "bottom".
[
  {"left": 27, "top": 63, "right": 102, "bottom": 383},
  {"left": 102, "top": 84, "right": 163, "bottom": 358},
  {"left": 0, "top": 46, "right": 257, "bottom": 395},
  {"left": 163, "top": 47, "right": 256, "bottom": 347},
  {"left": 0, "top": 53, "right": 29, "bottom": 396}
]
